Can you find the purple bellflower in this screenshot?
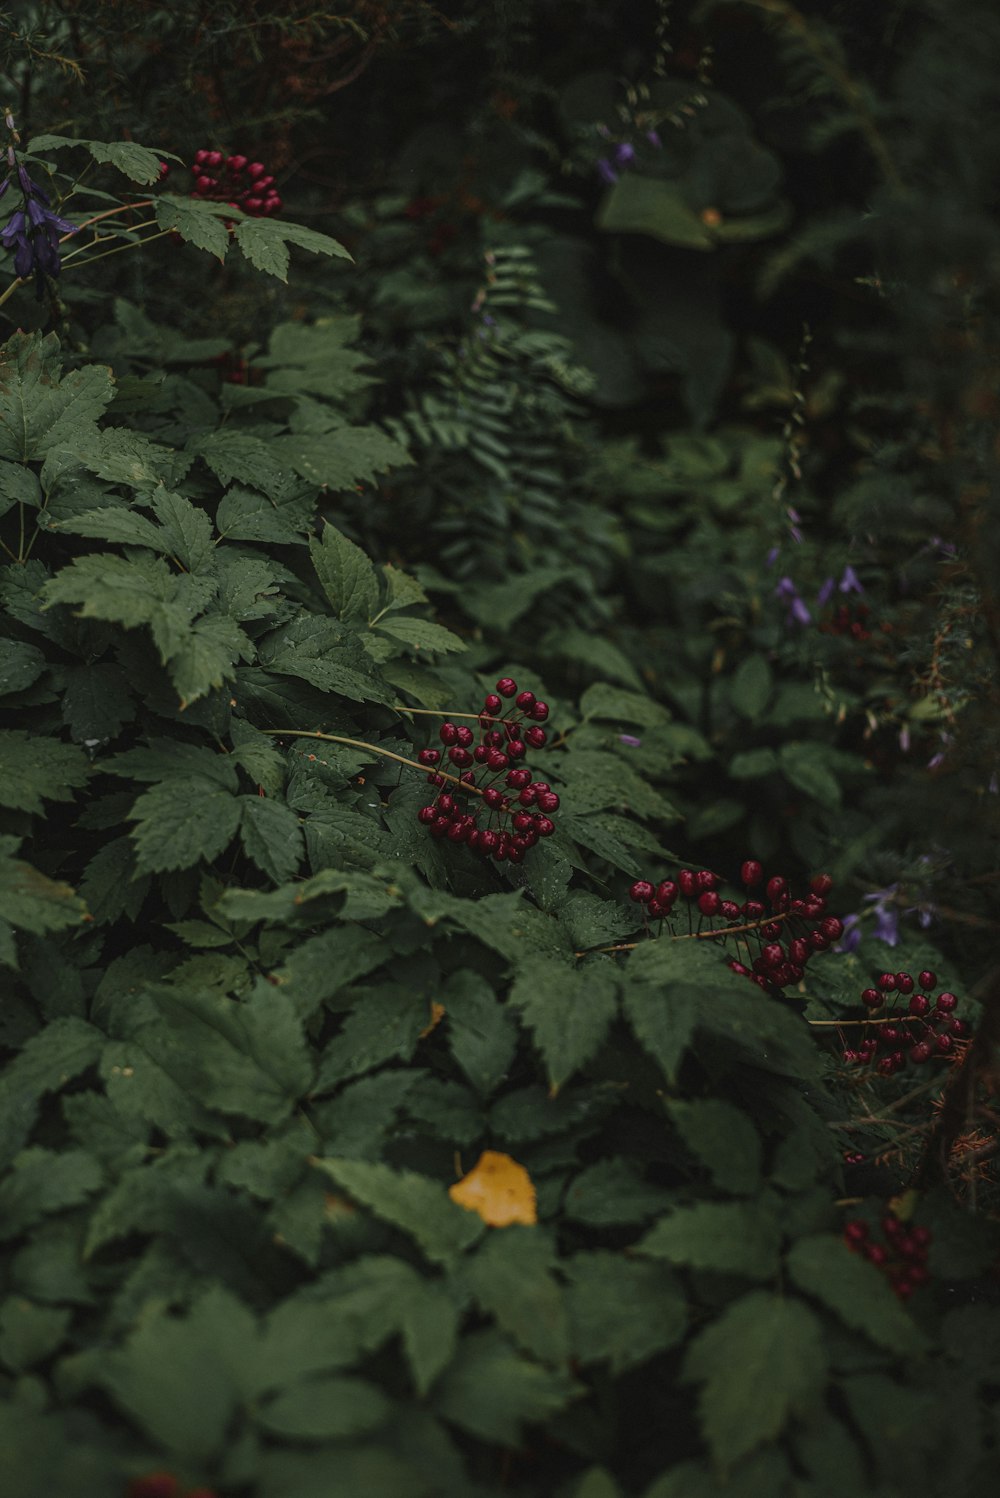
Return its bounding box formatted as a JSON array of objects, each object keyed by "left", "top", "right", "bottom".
[
  {"left": 775, "top": 575, "right": 811, "bottom": 626},
  {"left": 0, "top": 159, "right": 78, "bottom": 299}
]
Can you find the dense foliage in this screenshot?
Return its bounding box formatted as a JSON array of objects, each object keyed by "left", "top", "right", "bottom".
[{"left": 2, "top": 3, "right": 1000, "bottom": 1495}]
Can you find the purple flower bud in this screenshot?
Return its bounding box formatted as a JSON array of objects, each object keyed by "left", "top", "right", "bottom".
[
  {"left": 614, "top": 142, "right": 635, "bottom": 167},
  {"left": 839, "top": 564, "right": 863, "bottom": 594},
  {"left": 765, "top": 545, "right": 780, "bottom": 568},
  {"left": 774, "top": 576, "right": 797, "bottom": 600},
  {"left": 835, "top": 914, "right": 862, "bottom": 954},
  {"left": 789, "top": 596, "right": 812, "bottom": 626},
  {"left": 646, "top": 129, "right": 661, "bottom": 147},
  {"left": 596, "top": 158, "right": 619, "bottom": 186},
  {"left": 619, "top": 734, "right": 642, "bottom": 748},
  {"left": 817, "top": 577, "right": 835, "bottom": 608}
]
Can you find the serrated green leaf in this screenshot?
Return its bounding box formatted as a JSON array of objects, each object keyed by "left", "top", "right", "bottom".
[
  {"left": 129, "top": 775, "right": 242, "bottom": 873},
  {"left": 0, "top": 638, "right": 45, "bottom": 695},
  {"left": 315, "top": 983, "right": 428, "bottom": 1090},
  {"left": 275, "top": 425, "right": 411, "bottom": 490},
  {"left": 779, "top": 741, "right": 842, "bottom": 807},
  {"left": 565, "top": 1251, "right": 686, "bottom": 1373},
  {"left": 238, "top": 795, "right": 304, "bottom": 883},
  {"left": 155, "top": 193, "right": 231, "bottom": 258},
  {"left": 310, "top": 523, "right": 380, "bottom": 621},
  {"left": 193, "top": 431, "right": 291, "bottom": 494},
  {"left": 375, "top": 615, "right": 467, "bottom": 655},
  {"left": 637, "top": 1199, "right": 782, "bottom": 1279},
  {"left": 786, "top": 1234, "right": 927, "bottom": 1355},
  {"left": 215, "top": 482, "right": 314, "bottom": 543},
  {"left": 509, "top": 955, "right": 618, "bottom": 1093},
  {"left": 76, "top": 836, "right": 150, "bottom": 926},
  {"left": 313, "top": 1157, "right": 485, "bottom": 1264},
  {"left": 257, "top": 1375, "right": 391, "bottom": 1439},
  {"left": 444, "top": 970, "right": 519, "bottom": 1098},
  {"left": 682, "top": 1291, "right": 827, "bottom": 1471},
  {"left": 168, "top": 612, "right": 248, "bottom": 707},
  {"left": 0, "top": 460, "right": 42, "bottom": 516},
  {"left": 28, "top": 133, "right": 168, "bottom": 183},
  {"left": 669, "top": 1100, "right": 762, "bottom": 1195},
  {"left": 0, "top": 1147, "right": 103, "bottom": 1241},
  {"left": 56, "top": 506, "right": 165, "bottom": 548},
  {"left": 434, "top": 1330, "right": 580, "bottom": 1444},
  {"left": 0, "top": 734, "right": 89, "bottom": 814},
  {"left": 622, "top": 979, "right": 697, "bottom": 1086},
  {"left": 272, "top": 925, "right": 391, "bottom": 1018},
  {"left": 461, "top": 1227, "right": 569, "bottom": 1364},
  {"left": 61, "top": 662, "right": 133, "bottom": 743},
  {"left": 0, "top": 333, "right": 114, "bottom": 462},
  {"left": 233, "top": 216, "right": 352, "bottom": 280},
  {"left": 564, "top": 1158, "right": 674, "bottom": 1226}
]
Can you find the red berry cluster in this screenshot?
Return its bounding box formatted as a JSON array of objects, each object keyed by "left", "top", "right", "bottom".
[
  {"left": 843, "top": 1214, "right": 932, "bottom": 1299},
  {"left": 127, "top": 1475, "right": 217, "bottom": 1498},
  {"left": 628, "top": 860, "right": 842, "bottom": 997},
  {"left": 846, "top": 969, "right": 969, "bottom": 1075},
  {"left": 820, "top": 601, "right": 874, "bottom": 641},
  {"left": 190, "top": 149, "right": 282, "bottom": 216},
  {"left": 416, "top": 678, "right": 554, "bottom": 864}
]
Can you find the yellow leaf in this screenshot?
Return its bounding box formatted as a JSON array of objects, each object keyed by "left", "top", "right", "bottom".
[
  {"left": 420, "top": 1000, "right": 446, "bottom": 1039},
  {"left": 448, "top": 1150, "right": 537, "bottom": 1227}
]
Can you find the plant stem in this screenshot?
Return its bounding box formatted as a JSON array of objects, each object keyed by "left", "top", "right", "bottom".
[{"left": 262, "top": 727, "right": 486, "bottom": 797}]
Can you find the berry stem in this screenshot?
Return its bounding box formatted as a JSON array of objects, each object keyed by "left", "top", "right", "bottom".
[{"left": 262, "top": 728, "right": 489, "bottom": 798}]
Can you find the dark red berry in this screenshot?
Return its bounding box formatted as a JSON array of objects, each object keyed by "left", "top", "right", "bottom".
[
  {"left": 948, "top": 1017, "right": 968, "bottom": 1036},
  {"left": 878, "top": 972, "right": 897, "bottom": 992},
  {"left": 697, "top": 890, "right": 720, "bottom": 916},
  {"left": 247, "top": 160, "right": 266, "bottom": 177},
  {"left": 788, "top": 937, "right": 809, "bottom": 965},
  {"left": 228, "top": 153, "right": 248, "bottom": 171},
  {"left": 909, "top": 1041, "right": 934, "bottom": 1064},
  {"left": 895, "top": 971, "right": 914, "bottom": 994},
  {"left": 536, "top": 791, "right": 559, "bottom": 812},
  {"left": 479, "top": 830, "right": 498, "bottom": 854},
  {"left": 766, "top": 875, "right": 788, "bottom": 906},
  {"left": 918, "top": 970, "right": 936, "bottom": 991},
  {"left": 810, "top": 873, "right": 834, "bottom": 896},
  {"left": 630, "top": 880, "right": 655, "bottom": 904},
  {"left": 844, "top": 1219, "right": 869, "bottom": 1243},
  {"left": 455, "top": 725, "right": 474, "bottom": 748},
  {"left": 728, "top": 960, "right": 751, "bottom": 976},
  {"left": 417, "top": 805, "right": 437, "bottom": 825},
  {"left": 695, "top": 869, "right": 718, "bottom": 892},
  {"left": 496, "top": 677, "right": 517, "bottom": 697},
  {"left": 762, "top": 942, "right": 784, "bottom": 968},
  {"left": 908, "top": 994, "right": 930, "bottom": 1016},
  {"left": 742, "top": 899, "right": 764, "bottom": 920},
  {"left": 528, "top": 701, "right": 549, "bottom": 721},
  {"left": 647, "top": 897, "right": 665, "bottom": 918},
  {"left": 525, "top": 726, "right": 547, "bottom": 748},
  {"left": 820, "top": 916, "right": 844, "bottom": 941},
  {"left": 507, "top": 739, "right": 527, "bottom": 759},
  {"left": 720, "top": 899, "right": 740, "bottom": 920},
  {"left": 865, "top": 1243, "right": 888, "bottom": 1266},
  {"left": 448, "top": 747, "right": 472, "bottom": 768},
  {"left": 484, "top": 693, "right": 502, "bottom": 714},
  {"left": 807, "top": 930, "right": 830, "bottom": 951},
  {"left": 936, "top": 991, "right": 957, "bottom": 1012},
  {"left": 935, "top": 1033, "right": 953, "bottom": 1054},
  {"left": 506, "top": 768, "right": 531, "bottom": 789},
  {"left": 439, "top": 722, "right": 458, "bottom": 745},
  {"left": 536, "top": 817, "right": 555, "bottom": 837},
  {"left": 678, "top": 870, "right": 696, "bottom": 897},
  {"left": 741, "top": 859, "right": 763, "bottom": 887},
  {"left": 515, "top": 690, "right": 535, "bottom": 710},
  {"left": 417, "top": 748, "right": 440, "bottom": 765},
  {"left": 761, "top": 921, "right": 781, "bottom": 940},
  {"left": 657, "top": 880, "right": 678, "bottom": 904}
]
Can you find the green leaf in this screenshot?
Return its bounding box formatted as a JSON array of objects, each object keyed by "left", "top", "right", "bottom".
[
  {"left": 233, "top": 216, "right": 353, "bottom": 280},
  {"left": 0, "top": 333, "right": 114, "bottom": 462},
  {"left": 0, "top": 460, "right": 43, "bottom": 517},
  {"left": 215, "top": 482, "right": 314, "bottom": 544},
  {"left": 434, "top": 1330, "right": 580, "bottom": 1444},
  {"left": 786, "top": 1234, "right": 927, "bottom": 1355},
  {"left": 272, "top": 926, "right": 391, "bottom": 1018},
  {"left": 0, "top": 733, "right": 89, "bottom": 814},
  {"left": 0, "top": 1298, "right": 71, "bottom": 1372},
  {"left": 565, "top": 1251, "right": 687, "bottom": 1373},
  {"left": 28, "top": 133, "right": 169, "bottom": 183},
  {"left": 0, "top": 1147, "right": 103, "bottom": 1241},
  {"left": 598, "top": 174, "right": 714, "bottom": 247},
  {"left": 637, "top": 1199, "right": 782, "bottom": 1280},
  {"left": 779, "top": 742, "right": 842, "bottom": 808},
  {"left": 460, "top": 1227, "right": 570, "bottom": 1364},
  {"left": 374, "top": 615, "right": 466, "bottom": 655},
  {"left": 275, "top": 426, "right": 411, "bottom": 490},
  {"left": 444, "top": 970, "right": 519, "bottom": 1098},
  {"left": 313, "top": 1157, "right": 485, "bottom": 1264},
  {"left": 563, "top": 1158, "right": 674, "bottom": 1226},
  {"left": 239, "top": 796, "right": 304, "bottom": 883},
  {"left": 729, "top": 747, "right": 779, "bottom": 779},
  {"left": 56, "top": 506, "right": 165, "bottom": 549},
  {"left": 315, "top": 983, "right": 428, "bottom": 1089},
  {"left": 0, "top": 639, "right": 45, "bottom": 695},
  {"left": 61, "top": 663, "right": 134, "bottom": 743},
  {"left": 129, "top": 776, "right": 243, "bottom": 873},
  {"left": 258, "top": 1447, "right": 430, "bottom": 1498},
  {"left": 155, "top": 193, "right": 231, "bottom": 258},
  {"left": 310, "top": 523, "right": 380, "bottom": 621},
  {"left": 622, "top": 969, "right": 698, "bottom": 1087},
  {"left": 730, "top": 655, "right": 773, "bottom": 720},
  {"left": 508, "top": 956, "right": 618, "bottom": 1093},
  {"left": 193, "top": 431, "right": 292, "bottom": 495},
  {"left": 682, "top": 1291, "right": 827, "bottom": 1471},
  {"left": 257, "top": 1375, "right": 391, "bottom": 1439},
  {"left": 669, "top": 1100, "right": 762, "bottom": 1195},
  {"left": 168, "top": 612, "right": 248, "bottom": 707}
]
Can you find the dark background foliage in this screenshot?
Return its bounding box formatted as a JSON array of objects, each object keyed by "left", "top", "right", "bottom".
[{"left": 2, "top": 2, "right": 1000, "bottom": 1495}]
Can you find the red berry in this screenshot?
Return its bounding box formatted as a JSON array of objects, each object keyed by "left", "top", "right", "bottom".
[
  {"left": 761, "top": 921, "right": 781, "bottom": 939},
  {"left": 807, "top": 930, "right": 830, "bottom": 951},
  {"left": 264, "top": 194, "right": 282, "bottom": 214},
  {"left": 506, "top": 768, "right": 531, "bottom": 789},
  {"left": 254, "top": 174, "right": 275, "bottom": 189},
  {"left": 936, "top": 991, "right": 957, "bottom": 1012},
  {"left": 697, "top": 890, "right": 720, "bottom": 916},
  {"left": 228, "top": 153, "right": 248, "bottom": 172},
  {"left": 484, "top": 693, "right": 503, "bottom": 714},
  {"left": 678, "top": 870, "right": 696, "bottom": 897},
  {"left": 515, "top": 689, "right": 535, "bottom": 710},
  {"left": 448, "top": 747, "right": 472, "bottom": 768},
  {"left": 909, "top": 1041, "right": 934, "bottom": 1064},
  {"left": 507, "top": 739, "right": 527, "bottom": 760},
  {"left": 877, "top": 972, "right": 897, "bottom": 992},
  {"left": 948, "top": 1017, "right": 968, "bottom": 1036},
  {"left": 935, "top": 1033, "right": 953, "bottom": 1054},
  {"left": 844, "top": 1219, "right": 869, "bottom": 1243},
  {"left": 193, "top": 149, "right": 210, "bottom": 165},
  {"left": 720, "top": 899, "right": 740, "bottom": 920},
  {"left": 247, "top": 160, "right": 266, "bottom": 177},
  {"left": 528, "top": 701, "right": 549, "bottom": 721},
  {"left": 196, "top": 174, "right": 215, "bottom": 192},
  {"left": 536, "top": 791, "right": 559, "bottom": 812},
  {"left": 895, "top": 971, "right": 914, "bottom": 994},
  {"left": 695, "top": 870, "right": 718, "bottom": 892},
  {"left": 439, "top": 722, "right": 458, "bottom": 745},
  {"left": 919, "top": 969, "right": 937, "bottom": 990},
  {"left": 479, "top": 830, "right": 498, "bottom": 854},
  {"left": 810, "top": 873, "right": 834, "bottom": 896},
  {"left": 417, "top": 806, "right": 437, "bottom": 825},
  {"left": 455, "top": 725, "right": 474, "bottom": 747},
  {"left": 728, "top": 960, "right": 751, "bottom": 976},
  {"left": 762, "top": 942, "right": 784, "bottom": 968},
  {"left": 742, "top": 899, "right": 764, "bottom": 920},
  {"left": 206, "top": 149, "right": 224, "bottom": 167},
  {"left": 741, "top": 859, "right": 763, "bottom": 887},
  {"left": 417, "top": 748, "right": 440, "bottom": 766},
  {"left": 536, "top": 817, "right": 555, "bottom": 837},
  {"left": 647, "top": 897, "right": 665, "bottom": 918},
  {"left": 496, "top": 677, "right": 517, "bottom": 697},
  {"left": 766, "top": 874, "right": 788, "bottom": 906},
  {"left": 630, "top": 880, "right": 655, "bottom": 904},
  {"left": 820, "top": 916, "right": 844, "bottom": 940},
  {"left": 865, "top": 1243, "right": 888, "bottom": 1266},
  {"left": 525, "top": 726, "right": 547, "bottom": 748},
  {"left": 909, "top": 994, "right": 930, "bottom": 1016},
  {"left": 657, "top": 880, "right": 678, "bottom": 904}
]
